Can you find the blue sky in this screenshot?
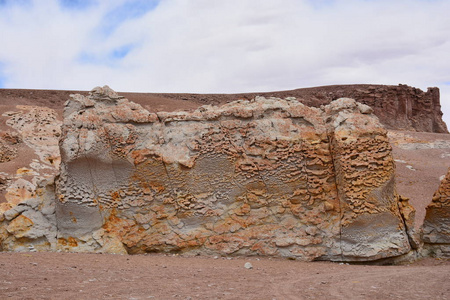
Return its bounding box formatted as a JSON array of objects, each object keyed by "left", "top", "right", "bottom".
[
  {"left": 0, "top": 61, "right": 6, "bottom": 88},
  {"left": 59, "top": 0, "right": 97, "bottom": 10},
  {"left": 78, "top": 43, "right": 136, "bottom": 66},
  {"left": 0, "top": 0, "right": 449, "bottom": 125},
  {"left": 96, "top": 0, "right": 159, "bottom": 36}
]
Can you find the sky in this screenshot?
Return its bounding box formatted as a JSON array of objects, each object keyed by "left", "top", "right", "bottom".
[{"left": 0, "top": 0, "right": 449, "bottom": 126}]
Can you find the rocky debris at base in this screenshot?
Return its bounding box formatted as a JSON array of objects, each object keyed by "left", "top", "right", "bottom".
[{"left": 244, "top": 262, "right": 253, "bottom": 269}]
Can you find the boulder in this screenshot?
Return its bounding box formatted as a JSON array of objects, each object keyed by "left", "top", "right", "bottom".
[
  {"left": 422, "top": 168, "right": 450, "bottom": 257},
  {"left": 53, "top": 86, "right": 415, "bottom": 261}
]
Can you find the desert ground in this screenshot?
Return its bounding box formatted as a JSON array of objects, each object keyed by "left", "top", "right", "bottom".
[
  {"left": 0, "top": 88, "right": 449, "bottom": 299},
  {"left": 0, "top": 252, "right": 449, "bottom": 300}
]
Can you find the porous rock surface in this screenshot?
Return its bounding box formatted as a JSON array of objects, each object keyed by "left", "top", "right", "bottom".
[
  {"left": 0, "top": 104, "right": 61, "bottom": 252},
  {"left": 422, "top": 168, "right": 450, "bottom": 257},
  {"left": 45, "top": 86, "right": 414, "bottom": 261}
]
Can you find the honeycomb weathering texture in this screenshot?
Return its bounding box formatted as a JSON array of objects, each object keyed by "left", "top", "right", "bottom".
[
  {"left": 47, "top": 86, "right": 413, "bottom": 261},
  {"left": 422, "top": 168, "right": 450, "bottom": 257}
]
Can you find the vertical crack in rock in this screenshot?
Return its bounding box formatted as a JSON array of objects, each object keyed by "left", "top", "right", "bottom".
[{"left": 326, "top": 133, "right": 344, "bottom": 261}]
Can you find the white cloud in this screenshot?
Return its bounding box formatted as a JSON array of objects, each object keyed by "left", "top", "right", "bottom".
[{"left": 0, "top": 0, "right": 449, "bottom": 126}]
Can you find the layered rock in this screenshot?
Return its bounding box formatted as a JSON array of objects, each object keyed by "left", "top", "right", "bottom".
[
  {"left": 422, "top": 168, "right": 450, "bottom": 257},
  {"left": 49, "top": 86, "right": 414, "bottom": 261},
  {"left": 291, "top": 84, "right": 448, "bottom": 133}
]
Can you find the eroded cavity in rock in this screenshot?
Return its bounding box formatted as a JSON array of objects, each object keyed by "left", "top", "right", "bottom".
[{"left": 46, "top": 86, "right": 414, "bottom": 261}]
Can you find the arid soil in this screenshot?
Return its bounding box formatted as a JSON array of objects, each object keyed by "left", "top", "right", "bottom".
[
  {"left": 0, "top": 87, "right": 449, "bottom": 299},
  {"left": 0, "top": 252, "right": 449, "bottom": 300},
  {"left": 389, "top": 130, "right": 450, "bottom": 229}
]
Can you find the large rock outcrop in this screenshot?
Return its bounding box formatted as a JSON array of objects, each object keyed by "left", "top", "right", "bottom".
[
  {"left": 422, "top": 168, "right": 450, "bottom": 257},
  {"left": 289, "top": 84, "right": 448, "bottom": 133},
  {"left": 48, "top": 86, "right": 414, "bottom": 261},
  {"left": 0, "top": 105, "right": 61, "bottom": 252}
]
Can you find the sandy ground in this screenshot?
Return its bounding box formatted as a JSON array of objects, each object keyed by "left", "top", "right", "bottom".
[
  {"left": 0, "top": 88, "right": 449, "bottom": 299},
  {"left": 389, "top": 130, "right": 450, "bottom": 229},
  {"left": 0, "top": 252, "right": 449, "bottom": 300}
]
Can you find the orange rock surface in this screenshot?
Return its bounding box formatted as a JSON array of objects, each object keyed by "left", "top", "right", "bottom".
[{"left": 49, "top": 86, "right": 415, "bottom": 261}]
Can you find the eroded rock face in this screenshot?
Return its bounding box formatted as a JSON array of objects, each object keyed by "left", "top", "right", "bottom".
[
  {"left": 293, "top": 85, "right": 448, "bottom": 133},
  {"left": 324, "top": 100, "right": 414, "bottom": 260},
  {"left": 0, "top": 180, "right": 57, "bottom": 252},
  {"left": 0, "top": 105, "right": 61, "bottom": 252},
  {"left": 422, "top": 168, "right": 450, "bottom": 257},
  {"left": 52, "top": 86, "right": 414, "bottom": 261}
]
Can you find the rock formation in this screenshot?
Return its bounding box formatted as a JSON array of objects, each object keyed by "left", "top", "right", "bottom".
[
  {"left": 422, "top": 168, "right": 450, "bottom": 257},
  {"left": 4, "top": 85, "right": 450, "bottom": 262},
  {"left": 0, "top": 105, "right": 61, "bottom": 252},
  {"left": 0, "top": 106, "right": 60, "bottom": 211},
  {"left": 38, "top": 86, "right": 413, "bottom": 261},
  {"left": 289, "top": 84, "right": 448, "bottom": 134}
]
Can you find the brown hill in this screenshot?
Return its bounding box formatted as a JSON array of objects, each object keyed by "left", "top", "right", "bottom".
[{"left": 0, "top": 83, "right": 447, "bottom": 133}]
